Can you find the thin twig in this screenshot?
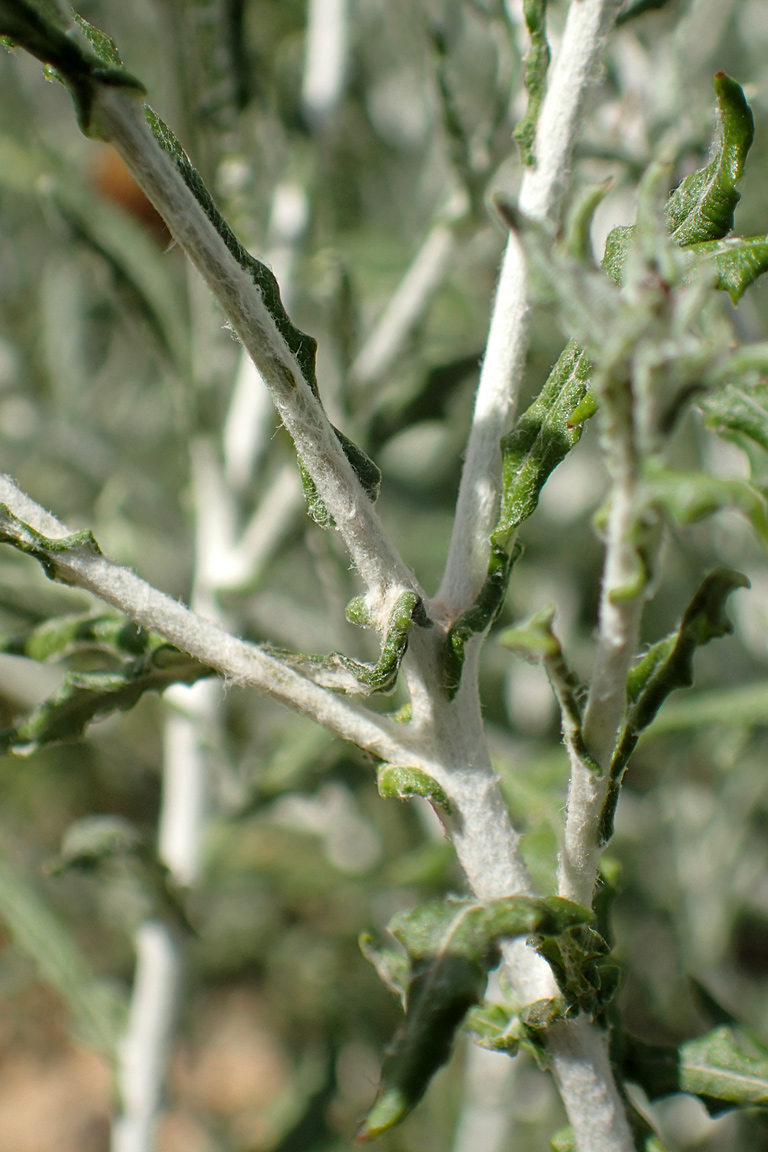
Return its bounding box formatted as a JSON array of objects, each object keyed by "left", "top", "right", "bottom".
[{"left": 439, "top": 0, "right": 623, "bottom": 613}]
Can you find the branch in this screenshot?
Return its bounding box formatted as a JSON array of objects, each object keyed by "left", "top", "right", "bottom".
[
  {"left": 439, "top": 0, "right": 622, "bottom": 612},
  {"left": 0, "top": 476, "right": 408, "bottom": 762},
  {"left": 86, "top": 84, "right": 417, "bottom": 617}
]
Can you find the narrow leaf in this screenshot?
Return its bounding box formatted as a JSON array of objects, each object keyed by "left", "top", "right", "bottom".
[
  {"left": 643, "top": 466, "right": 768, "bottom": 547},
  {"left": 690, "top": 235, "right": 768, "bottom": 303},
  {"left": 0, "top": 0, "right": 143, "bottom": 132},
  {"left": 143, "top": 108, "right": 381, "bottom": 522},
  {"left": 443, "top": 543, "right": 516, "bottom": 698},
  {"left": 603, "top": 74, "right": 755, "bottom": 284},
  {"left": 443, "top": 342, "right": 591, "bottom": 698},
  {"left": 601, "top": 568, "right": 748, "bottom": 843},
  {"left": 513, "top": 0, "right": 550, "bottom": 167},
  {"left": 497, "top": 341, "right": 592, "bottom": 541},
  {"left": 0, "top": 852, "right": 124, "bottom": 1052},
  {"left": 703, "top": 378, "right": 768, "bottom": 455}
]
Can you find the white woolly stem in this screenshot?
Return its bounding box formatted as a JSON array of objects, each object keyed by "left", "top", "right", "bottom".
[
  {"left": 0, "top": 475, "right": 410, "bottom": 763},
  {"left": 301, "top": 0, "right": 350, "bottom": 125},
  {"left": 111, "top": 921, "right": 183, "bottom": 1152},
  {"left": 89, "top": 86, "right": 417, "bottom": 613},
  {"left": 450, "top": 1042, "right": 518, "bottom": 1152},
  {"left": 439, "top": 0, "right": 623, "bottom": 612},
  {"left": 547, "top": 1018, "right": 635, "bottom": 1152}
]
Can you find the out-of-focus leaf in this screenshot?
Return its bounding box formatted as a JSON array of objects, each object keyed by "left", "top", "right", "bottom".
[
  {"left": 702, "top": 379, "right": 768, "bottom": 455},
  {"left": 0, "top": 610, "right": 157, "bottom": 662},
  {"left": 690, "top": 235, "right": 768, "bottom": 303},
  {"left": 601, "top": 568, "right": 747, "bottom": 843},
  {"left": 0, "top": 135, "right": 188, "bottom": 371},
  {"left": 0, "top": 645, "right": 212, "bottom": 753},
  {"left": 0, "top": 852, "right": 124, "bottom": 1052},
  {"left": 643, "top": 466, "right": 768, "bottom": 547},
  {"left": 616, "top": 0, "right": 678, "bottom": 24},
  {"left": 643, "top": 680, "right": 768, "bottom": 734},
  {"left": 359, "top": 932, "right": 409, "bottom": 1004},
  {"left": 48, "top": 815, "right": 192, "bottom": 928},
  {"left": 358, "top": 895, "right": 589, "bottom": 1141},
  {"left": 625, "top": 1026, "right": 768, "bottom": 1113}
]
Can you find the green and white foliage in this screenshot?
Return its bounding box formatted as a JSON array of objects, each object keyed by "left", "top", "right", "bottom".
[{"left": 0, "top": 3, "right": 768, "bottom": 1152}]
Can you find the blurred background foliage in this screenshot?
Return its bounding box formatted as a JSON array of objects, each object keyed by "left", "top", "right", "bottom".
[{"left": 1, "top": 1, "right": 768, "bottom": 1150}]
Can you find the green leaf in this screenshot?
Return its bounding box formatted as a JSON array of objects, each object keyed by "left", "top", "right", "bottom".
[
  {"left": 513, "top": 0, "right": 550, "bottom": 167},
  {"left": 500, "top": 607, "right": 598, "bottom": 776},
  {"left": 0, "top": 133, "right": 188, "bottom": 373},
  {"left": 690, "top": 235, "right": 768, "bottom": 303},
  {"left": 358, "top": 895, "right": 589, "bottom": 1141},
  {"left": 0, "top": 852, "right": 125, "bottom": 1052},
  {"left": 0, "top": 645, "right": 212, "bottom": 753},
  {"left": 72, "top": 10, "right": 123, "bottom": 67},
  {"left": 466, "top": 995, "right": 563, "bottom": 1058},
  {"left": 497, "top": 341, "right": 592, "bottom": 542},
  {"left": 280, "top": 591, "right": 426, "bottom": 696},
  {"left": 377, "top": 765, "right": 452, "bottom": 814},
  {"left": 643, "top": 466, "right": 768, "bottom": 547},
  {"left": 602, "top": 74, "right": 755, "bottom": 284},
  {"left": 48, "top": 815, "right": 192, "bottom": 928},
  {"left": 0, "top": 0, "right": 143, "bottom": 132},
  {"left": 534, "top": 924, "right": 620, "bottom": 1018},
  {"left": 665, "top": 73, "right": 754, "bottom": 246},
  {"left": 0, "top": 611, "right": 157, "bottom": 662},
  {"left": 601, "top": 568, "right": 748, "bottom": 844},
  {"left": 616, "top": 0, "right": 678, "bottom": 24},
  {"left": 443, "top": 342, "right": 591, "bottom": 699},
  {"left": 443, "top": 542, "right": 517, "bottom": 699},
  {"left": 563, "top": 179, "right": 613, "bottom": 264},
  {"left": 703, "top": 378, "right": 768, "bottom": 455},
  {"left": 0, "top": 504, "right": 103, "bottom": 580},
  {"left": 644, "top": 680, "right": 768, "bottom": 735},
  {"left": 624, "top": 1026, "right": 768, "bottom": 1113},
  {"left": 359, "top": 933, "right": 409, "bottom": 1004}
]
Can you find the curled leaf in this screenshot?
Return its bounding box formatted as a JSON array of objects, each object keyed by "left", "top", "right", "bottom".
[
  {"left": 377, "top": 765, "right": 452, "bottom": 814},
  {"left": 358, "top": 895, "right": 589, "bottom": 1141}
]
